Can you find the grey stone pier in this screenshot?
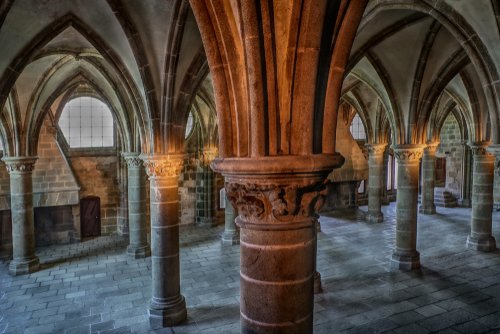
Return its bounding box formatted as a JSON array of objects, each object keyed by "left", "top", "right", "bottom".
[
  {"left": 366, "top": 144, "right": 387, "bottom": 223},
  {"left": 3, "top": 157, "right": 40, "bottom": 276},
  {"left": 142, "top": 154, "right": 187, "bottom": 328},
  {"left": 391, "top": 145, "right": 424, "bottom": 271},
  {"left": 419, "top": 143, "right": 439, "bottom": 214},
  {"left": 466, "top": 143, "right": 496, "bottom": 251},
  {"left": 123, "top": 153, "right": 150, "bottom": 258},
  {"left": 221, "top": 194, "right": 239, "bottom": 245}
]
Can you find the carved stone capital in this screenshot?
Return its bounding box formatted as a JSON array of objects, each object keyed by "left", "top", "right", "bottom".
[
  {"left": 212, "top": 154, "right": 344, "bottom": 225},
  {"left": 2, "top": 157, "right": 38, "bottom": 174},
  {"left": 392, "top": 145, "right": 425, "bottom": 163},
  {"left": 199, "top": 149, "right": 218, "bottom": 167},
  {"left": 141, "top": 154, "right": 184, "bottom": 178},
  {"left": 365, "top": 144, "right": 387, "bottom": 156},
  {"left": 469, "top": 142, "right": 491, "bottom": 156},
  {"left": 122, "top": 152, "right": 143, "bottom": 168},
  {"left": 425, "top": 142, "right": 440, "bottom": 153}
]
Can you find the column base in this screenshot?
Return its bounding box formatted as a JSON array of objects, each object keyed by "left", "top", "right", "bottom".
[
  {"left": 314, "top": 271, "right": 322, "bottom": 294},
  {"left": 316, "top": 220, "right": 322, "bottom": 232},
  {"left": 419, "top": 205, "right": 436, "bottom": 215},
  {"left": 127, "top": 245, "right": 151, "bottom": 259},
  {"left": 390, "top": 251, "right": 420, "bottom": 271},
  {"left": 9, "top": 256, "right": 40, "bottom": 276},
  {"left": 466, "top": 235, "right": 497, "bottom": 252},
  {"left": 221, "top": 230, "right": 240, "bottom": 245},
  {"left": 149, "top": 295, "right": 187, "bottom": 329},
  {"left": 366, "top": 212, "right": 383, "bottom": 224}
]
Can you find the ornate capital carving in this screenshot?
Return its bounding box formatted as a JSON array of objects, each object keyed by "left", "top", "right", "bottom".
[
  {"left": 469, "top": 142, "right": 492, "bottom": 156},
  {"left": 365, "top": 144, "right": 387, "bottom": 156},
  {"left": 141, "top": 154, "right": 184, "bottom": 178},
  {"left": 226, "top": 180, "right": 327, "bottom": 224},
  {"left": 392, "top": 145, "right": 424, "bottom": 162},
  {"left": 122, "top": 153, "right": 143, "bottom": 168},
  {"left": 199, "top": 148, "right": 218, "bottom": 167},
  {"left": 212, "top": 154, "right": 344, "bottom": 225},
  {"left": 2, "top": 157, "right": 38, "bottom": 174}
]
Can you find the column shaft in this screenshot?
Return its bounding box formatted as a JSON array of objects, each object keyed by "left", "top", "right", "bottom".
[
  {"left": 124, "top": 153, "right": 150, "bottom": 258},
  {"left": 4, "top": 157, "right": 39, "bottom": 276},
  {"left": 221, "top": 194, "right": 239, "bottom": 245},
  {"left": 366, "top": 144, "right": 386, "bottom": 223},
  {"left": 391, "top": 146, "right": 423, "bottom": 271},
  {"left": 466, "top": 144, "right": 496, "bottom": 251},
  {"left": 144, "top": 155, "right": 186, "bottom": 328},
  {"left": 419, "top": 144, "right": 438, "bottom": 214},
  {"left": 214, "top": 154, "right": 343, "bottom": 334}
]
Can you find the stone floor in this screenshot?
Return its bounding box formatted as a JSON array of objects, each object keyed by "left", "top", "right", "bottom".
[{"left": 1, "top": 203, "right": 500, "bottom": 333}]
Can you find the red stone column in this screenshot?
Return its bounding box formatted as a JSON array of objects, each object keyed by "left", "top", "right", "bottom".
[
  {"left": 214, "top": 154, "right": 342, "bottom": 334},
  {"left": 466, "top": 143, "right": 496, "bottom": 251},
  {"left": 142, "top": 154, "right": 187, "bottom": 328}
]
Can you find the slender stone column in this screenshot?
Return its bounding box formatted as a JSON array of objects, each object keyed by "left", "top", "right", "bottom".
[
  {"left": 142, "top": 154, "right": 187, "bottom": 328},
  {"left": 123, "top": 153, "right": 150, "bottom": 258},
  {"left": 382, "top": 150, "right": 390, "bottom": 205},
  {"left": 366, "top": 144, "right": 387, "bottom": 223},
  {"left": 419, "top": 143, "right": 439, "bottom": 214},
  {"left": 221, "top": 194, "right": 239, "bottom": 245},
  {"left": 391, "top": 145, "right": 424, "bottom": 271},
  {"left": 3, "top": 157, "right": 39, "bottom": 276},
  {"left": 196, "top": 149, "right": 217, "bottom": 226},
  {"left": 214, "top": 154, "right": 343, "bottom": 334},
  {"left": 466, "top": 143, "right": 496, "bottom": 251}
]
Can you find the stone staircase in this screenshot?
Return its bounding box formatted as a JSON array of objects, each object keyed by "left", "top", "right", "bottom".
[{"left": 434, "top": 187, "right": 457, "bottom": 207}]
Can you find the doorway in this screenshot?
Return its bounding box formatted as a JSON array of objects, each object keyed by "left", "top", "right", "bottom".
[{"left": 81, "top": 196, "right": 101, "bottom": 238}]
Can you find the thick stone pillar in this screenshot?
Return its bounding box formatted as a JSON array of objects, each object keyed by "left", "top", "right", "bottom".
[
  {"left": 3, "top": 157, "right": 39, "bottom": 276},
  {"left": 466, "top": 143, "right": 496, "bottom": 251},
  {"left": 123, "top": 153, "right": 150, "bottom": 258},
  {"left": 221, "top": 194, "right": 239, "bottom": 245},
  {"left": 391, "top": 145, "right": 424, "bottom": 271},
  {"left": 142, "top": 154, "right": 187, "bottom": 328},
  {"left": 214, "top": 155, "right": 342, "bottom": 334},
  {"left": 366, "top": 144, "right": 387, "bottom": 223},
  {"left": 419, "top": 143, "right": 439, "bottom": 214}
]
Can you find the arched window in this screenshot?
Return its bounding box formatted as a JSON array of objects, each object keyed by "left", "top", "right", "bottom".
[
  {"left": 185, "top": 111, "right": 194, "bottom": 139},
  {"left": 58, "top": 97, "right": 114, "bottom": 148},
  {"left": 350, "top": 114, "right": 366, "bottom": 140}
]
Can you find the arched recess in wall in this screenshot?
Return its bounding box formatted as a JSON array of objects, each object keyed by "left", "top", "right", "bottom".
[
  {"left": 358, "top": 0, "right": 500, "bottom": 144},
  {"left": 21, "top": 54, "right": 133, "bottom": 156},
  {"left": 0, "top": 13, "right": 149, "bottom": 156}
]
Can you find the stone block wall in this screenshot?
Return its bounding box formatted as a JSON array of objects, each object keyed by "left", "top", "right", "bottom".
[
  {"left": 179, "top": 154, "right": 197, "bottom": 225},
  {"left": 437, "top": 115, "right": 463, "bottom": 199}
]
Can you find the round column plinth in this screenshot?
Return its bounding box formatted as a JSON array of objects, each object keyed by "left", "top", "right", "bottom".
[
  {"left": 149, "top": 295, "right": 187, "bottom": 329},
  {"left": 466, "top": 235, "right": 497, "bottom": 252},
  {"left": 9, "top": 256, "right": 39, "bottom": 276},
  {"left": 390, "top": 250, "right": 420, "bottom": 271}
]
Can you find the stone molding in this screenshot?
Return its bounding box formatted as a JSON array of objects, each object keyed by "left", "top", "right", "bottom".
[
  {"left": 122, "top": 152, "right": 143, "bottom": 168},
  {"left": 392, "top": 145, "right": 424, "bottom": 162},
  {"left": 2, "top": 157, "right": 38, "bottom": 174},
  {"left": 141, "top": 154, "right": 184, "bottom": 178},
  {"left": 365, "top": 144, "right": 387, "bottom": 156}
]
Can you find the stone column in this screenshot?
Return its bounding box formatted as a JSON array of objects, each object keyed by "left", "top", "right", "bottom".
[
  {"left": 461, "top": 141, "right": 472, "bottom": 207},
  {"left": 419, "top": 143, "right": 439, "bottom": 214},
  {"left": 214, "top": 155, "right": 342, "bottom": 334},
  {"left": 221, "top": 194, "right": 239, "bottom": 245},
  {"left": 466, "top": 143, "right": 496, "bottom": 251},
  {"left": 391, "top": 145, "right": 424, "bottom": 270},
  {"left": 123, "top": 153, "right": 150, "bottom": 258},
  {"left": 142, "top": 154, "right": 187, "bottom": 328},
  {"left": 381, "top": 150, "right": 390, "bottom": 205},
  {"left": 366, "top": 144, "right": 387, "bottom": 223},
  {"left": 196, "top": 149, "right": 217, "bottom": 226},
  {"left": 3, "top": 157, "right": 39, "bottom": 276}
]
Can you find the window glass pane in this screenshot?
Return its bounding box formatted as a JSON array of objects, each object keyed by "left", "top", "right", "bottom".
[
  {"left": 185, "top": 111, "right": 194, "bottom": 138},
  {"left": 58, "top": 96, "right": 115, "bottom": 148},
  {"left": 350, "top": 114, "right": 366, "bottom": 140}
]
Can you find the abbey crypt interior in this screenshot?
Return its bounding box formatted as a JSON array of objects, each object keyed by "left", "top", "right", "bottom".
[{"left": 1, "top": 0, "right": 500, "bottom": 333}]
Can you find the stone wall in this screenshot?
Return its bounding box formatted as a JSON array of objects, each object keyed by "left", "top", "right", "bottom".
[
  {"left": 179, "top": 154, "right": 197, "bottom": 225},
  {"left": 437, "top": 115, "right": 463, "bottom": 199}
]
